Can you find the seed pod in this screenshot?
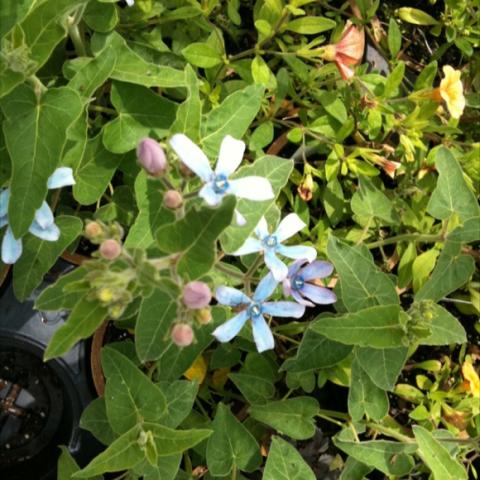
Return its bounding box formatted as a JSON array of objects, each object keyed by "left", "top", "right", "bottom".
[
  {"left": 171, "top": 324, "right": 194, "bottom": 347},
  {"left": 137, "top": 138, "right": 167, "bottom": 176},
  {"left": 182, "top": 281, "right": 212, "bottom": 309},
  {"left": 163, "top": 190, "right": 183, "bottom": 209}
]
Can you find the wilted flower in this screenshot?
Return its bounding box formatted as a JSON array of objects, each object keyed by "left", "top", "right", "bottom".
[
  {"left": 163, "top": 190, "right": 183, "bottom": 209},
  {"left": 462, "top": 358, "right": 480, "bottom": 398},
  {"left": 320, "top": 21, "right": 365, "bottom": 80},
  {"left": 282, "top": 260, "right": 337, "bottom": 307},
  {"left": 213, "top": 274, "right": 305, "bottom": 352},
  {"left": 297, "top": 173, "right": 314, "bottom": 202},
  {"left": 436, "top": 66, "right": 465, "bottom": 119},
  {"left": 1, "top": 167, "right": 75, "bottom": 264},
  {"left": 169, "top": 134, "right": 274, "bottom": 226},
  {"left": 137, "top": 138, "right": 167, "bottom": 176},
  {"left": 370, "top": 154, "right": 401, "bottom": 178},
  {"left": 171, "top": 324, "right": 194, "bottom": 347},
  {"left": 232, "top": 214, "right": 316, "bottom": 281},
  {"left": 182, "top": 281, "right": 212, "bottom": 309},
  {"left": 99, "top": 239, "right": 122, "bottom": 260}
]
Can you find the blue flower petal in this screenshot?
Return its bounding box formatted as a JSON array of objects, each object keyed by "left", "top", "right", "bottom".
[
  {"left": 287, "top": 259, "right": 306, "bottom": 277},
  {"left": 0, "top": 216, "right": 7, "bottom": 229},
  {"left": 232, "top": 237, "right": 263, "bottom": 256},
  {"left": 29, "top": 221, "right": 60, "bottom": 241},
  {"left": 215, "top": 135, "right": 245, "bottom": 177},
  {"left": 212, "top": 310, "right": 249, "bottom": 343},
  {"left": 301, "top": 284, "right": 337, "bottom": 305},
  {"left": 300, "top": 260, "right": 334, "bottom": 280},
  {"left": 291, "top": 289, "right": 314, "bottom": 307},
  {"left": 170, "top": 134, "right": 213, "bottom": 182},
  {"left": 215, "top": 286, "right": 251, "bottom": 307},
  {"left": 34, "top": 201, "right": 54, "bottom": 229},
  {"left": 2, "top": 227, "right": 22, "bottom": 264},
  {"left": 251, "top": 314, "right": 274, "bottom": 353},
  {"left": 0, "top": 189, "right": 10, "bottom": 217},
  {"left": 255, "top": 216, "right": 269, "bottom": 239},
  {"left": 228, "top": 177, "right": 274, "bottom": 201},
  {"left": 264, "top": 249, "right": 288, "bottom": 281},
  {"left": 274, "top": 213, "right": 305, "bottom": 242},
  {"left": 47, "top": 167, "right": 75, "bottom": 189},
  {"left": 234, "top": 209, "right": 247, "bottom": 226},
  {"left": 199, "top": 183, "right": 223, "bottom": 206},
  {"left": 276, "top": 244, "right": 317, "bottom": 263},
  {"left": 253, "top": 273, "right": 278, "bottom": 302},
  {"left": 262, "top": 301, "right": 306, "bottom": 318}
]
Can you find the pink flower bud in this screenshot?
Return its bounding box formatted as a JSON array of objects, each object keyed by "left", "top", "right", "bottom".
[
  {"left": 99, "top": 239, "right": 122, "bottom": 260},
  {"left": 137, "top": 138, "right": 167, "bottom": 176},
  {"left": 171, "top": 324, "right": 194, "bottom": 347},
  {"left": 182, "top": 281, "right": 212, "bottom": 309},
  {"left": 163, "top": 190, "right": 183, "bottom": 209}
]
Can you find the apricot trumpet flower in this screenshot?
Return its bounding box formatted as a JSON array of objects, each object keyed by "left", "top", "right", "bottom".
[{"left": 320, "top": 21, "right": 365, "bottom": 80}]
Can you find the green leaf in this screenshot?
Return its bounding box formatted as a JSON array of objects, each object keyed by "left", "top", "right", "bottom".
[
  {"left": 102, "top": 346, "right": 167, "bottom": 435},
  {"left": 340, "top": 457, "right": 373, "bottom": 480},
  {"left": 0, "top": 85, "right": 83, "bottom": 237},
  {"left": 35, "top": 267, "right": 88, "bottom": 311},
  {"left": 283, "top": 16, "right": 336, "bottom": 34},
  {"left": 206, "top": 403, "right": 261, "bottom": 476},
  {"left": 228, "top": 372, "right": 275, "bottom": 405},
  {"left": 426, "top": 148, "right": 480, "bottom": 222},
  {"left": 263, "top": 436, "right": 316, "bottom": 480},
  {"left": 97, "top": 32, "right": 186, "bottom": 88},
  {"left": 182, "top": 42, "right": 223, "bottom": 68},
  {"left": 201, "top": 84, "right": 264, "bottom": 157},
  {"left": 44, "top": 297, "right": 108, "bottom": 360},
  {"left": 311, "top": 305, "right": 408, "bottom": 348},
  {"left": 396, "top": 7, "right": 439, "bottom": 25},
  {"left": 103, "top": 81, "right": 177, "bottom": 154},
  {"left": 156, "top": 196, "right": 235, "bottom": 279},
  {"left": 348, "top": 357, "right": 389, "bottom": 421},
  {"left": 80, "top": 397, "right": 116, "bottom": 446},
  {"left": 0, "top": 0, "right": 35, "bottom": 38},
  {"left": 413, "top": 426, "right": 468, "bottom": 480},
  {"left": 351, "top": 176, "right": 399, "bottom": 225},
  {"left": 282, "top": 329, "right": 352, "bottom": 372},
  {"left": 220, "top": 155, "right": 293, "bottom": 253},
  {"left": 84, "top": 0, "right": 118, "bottom": 32},
  {"left": 72, "top": 134, "right": 125, "bottom": 205},
  {"left": 74, "top": 425, "right": 144, "bottom": 478},
  {"left": 156, "top": 380, "right": 199, "bottom": 428},
  {"left": 383, "top": 61, "right": 405, "bottom": 97},
  {"left": 251, "top": 55, "right": 277, "bottom": 90},
  {"left": 416, "top": 217, "right": 479, "bottom": 302},
  {"left": 419, "top": 304, "right": 466, "bottom": 346},
  {"left": 171, "top": 65, "right": 202, "bottom": 141},
  {"left": 412, "top": 249, "right": 439, "bottom": 293},
  {"left": 327, "top": 237, "right": 399, "bottom": 312},
  {"left": 134, "top": 454, "right": 181, "bottom": 480},
  {"left": 57, "top": 446, "right": 81, "bottom": 479},
  {"left": 249, "top": 397, "right": 319, "bottom": 440},
  {"left": 135, "top": 289, "right": 178, "bottom": 362},
  {"left": 334, "top": 430, "right": 416, "bottom": 477},
  {"left": 68, "top": 47, "right": 117, "bottom": 99},
  {"left": 355, "top": 346, "right": 408, "bottom": 391},
  {"left": 124, "top": 171, "right": 174, "bottom": 249},
  {"left": 12, "top": 216, "right": 82, "bottom": 301},
  {"left": 388, "top": 18, "right": 402, "bottom": 57}
]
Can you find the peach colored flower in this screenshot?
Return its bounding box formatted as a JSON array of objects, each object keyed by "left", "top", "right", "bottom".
[{"left": 321, "top": 21, "right": 365, "bottom": 80}]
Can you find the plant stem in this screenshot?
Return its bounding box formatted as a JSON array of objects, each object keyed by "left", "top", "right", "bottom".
[
  {"left": 67, "top": 20, "right": 87, "bottom": 57},
  {"left": 367, "top": 422, "right": 415, "bottom": 443},
  {"left": 89, "top": 105, "right": 117, "bottom": 115},
  {"left": 215, "top": 262, "right": 245, "bottom": 280},
  {"left": 366, "top": 233, "right": 443, "bottom": 249}
]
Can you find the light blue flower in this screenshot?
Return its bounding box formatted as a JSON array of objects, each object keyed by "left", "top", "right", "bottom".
[
  {"left": 1, "top": 167, "right": 75, "bottom": 264},
  {"left": 169, "top": 134, "right": 274, "bottom": 225},
  {"left": 232, "top": 214, "right": 317, "bottom": 281},
  {"left": 213, "top": 274, "right": 305, "bottom": 352},
  {"left": 282, "top": 259, "right": 337, "bottom": 307},
  {"left": 125, "top": 0, "right": 134, "bottom": 6}
]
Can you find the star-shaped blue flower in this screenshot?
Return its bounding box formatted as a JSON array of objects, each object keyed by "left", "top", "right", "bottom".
[
  {"left": 282, "top": 259, "right": 337, "bottom": 307},
  {"left": 232, "top": 214, "right": 317, "bottom": 281},
  {"left": 169, "top": 134, "right": 274, "bottom": 225},
  {"left": 213, "top": 274, "right": 305, "bottom": 352},
  {"left": 1, "top": 167, "right": 75, "bottom": 264}
]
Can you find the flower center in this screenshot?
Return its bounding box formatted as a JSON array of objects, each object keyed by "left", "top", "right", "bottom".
[
  {"left": 263, "top": 235, "right": 278, "bottom": 249},
  {"left": 248, "top": 303, "right": 263, "bottom": 318},
  {"left": 213, "top": 174, "right": 229, "bottom": 194},
  {"left": 292, "top": 275, "right": 305, "bottom": 290}
]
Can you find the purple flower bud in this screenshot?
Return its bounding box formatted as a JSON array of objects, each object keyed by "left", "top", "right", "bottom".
[
  {"left": 137, "top": 138, "right": 167, "bottom": 176},
  {"left": 182, "top": 281, "right": 212, "bottom": 309},
  {"left": 163, "top": 190, "right": 183, "bottom": 209},
  {"left": 99, "top": 239, "right": 122, "bottom": 260},
  {"left": 171, "top": 324, "right": 194, "bottom": 347}
]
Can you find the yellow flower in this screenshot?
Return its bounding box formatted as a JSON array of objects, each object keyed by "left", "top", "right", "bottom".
[
  {"left": 462, "top": 359, "right": 480, "bottom": 398},
  {"left": 438, "top": 66, "right": 465, "bottom": 119}
]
